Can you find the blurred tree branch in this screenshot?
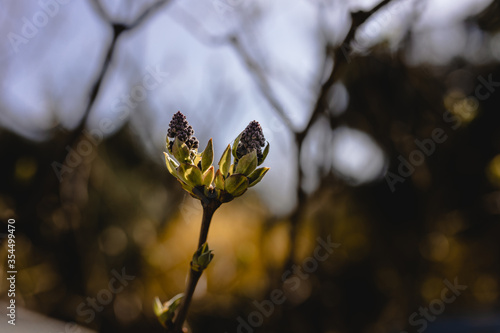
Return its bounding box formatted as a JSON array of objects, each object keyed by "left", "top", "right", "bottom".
[
  {"left": 38, "top": 0, "right": 172, "bottom": 190},
  {"left": 280, "top": 0, "right": 396, "bottom": 271},
  {"left": 20, "top": 0, "right": 173, "bottom": 317},
  {"left": 168, "top": 0, "right": 396, "bottom": 280},
  {"left": 74, "top": 0, "right": 171, "bottom": 145},
  {"left": 26, "top": 0, "right": 174, "bottom": 223},
  {"left": 35, "top": 0, "right": 173, "bottom": 241}
]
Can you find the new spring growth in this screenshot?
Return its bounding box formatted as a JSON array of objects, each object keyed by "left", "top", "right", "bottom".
[
  {"left": 167, "top": 111, "right": 199, "bottom": 151},
  {"left": 153, "top": 294, "right": 184, "bottom": 330},
  {"left": 236, "top": 120, "right": 266, "bottom": 161},
  {"left": 191, "top": 243, "right": 214, "bottom": 272},
  {"left": 164, "top": 112, "right": 270, "bottom": 204},
  {"left": 159, "top": 112, "right": 270, "bottom": 331}
]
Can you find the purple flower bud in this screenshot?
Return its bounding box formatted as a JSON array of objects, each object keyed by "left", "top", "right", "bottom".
[
  {"left": 167, "top": 111, "right": 199, "bottom": 150},
  {"left": 236, "top": 120, "right": 266, "bottom": 159}
]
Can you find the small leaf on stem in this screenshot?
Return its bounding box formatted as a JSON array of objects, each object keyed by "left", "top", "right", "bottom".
[
  {"left": 164, "top": 152, "right": 179, "bottom": 176},
  {"left": 232, "top": 132, "right": 242, "bottom": 159},
  {"left": 214, "top": 169, "right": 224, "bottom": 190},
  {"left": 173, "top": 139, "right": 191, "bottom": 164},
  {"left": 218, "top": 144, "right": 232, "bottom": 177},
  {"left": 248, "top": 167, "right": 270, "bottom": 187},
  {"left": 201, "top": 139, "right": 214, "bottom": 172},
  {"left": 178, "top": 164, "right": 203, "bottom": 188},
  {"left": 235, "top": 150, "right": 257, "bottom": 176},
  {"left": 225, "top": 174, "right": 249, "bottom": 197},
  {"left": 202, "top": 166, "right": 215, "bottom": 187}
]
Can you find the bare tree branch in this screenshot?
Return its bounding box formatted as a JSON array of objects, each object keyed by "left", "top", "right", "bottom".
[
  {"left": 299, "top": 0, "right": 395, "bottom": 139},
  {"left": 90, "top": 0, "right": 112, "bottom": 22},
  {"left": 129, "top": 0, "right": 170, "bottom": 30},
  {"left": 61, "top": 0, "right": 172, "bottom": 162},
  {"left": 228, "top": 36, "right": 296, "bottom": 131},
  {"left": 171, "top": 0, "right": 395, "bottom": 136}
]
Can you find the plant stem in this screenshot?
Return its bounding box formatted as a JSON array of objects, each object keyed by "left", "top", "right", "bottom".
[{"left": 172, "top": 200, "right": 220, "bottom": 333}]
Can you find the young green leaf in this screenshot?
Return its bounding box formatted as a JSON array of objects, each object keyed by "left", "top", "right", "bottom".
[
  {"left": 153, "top": 294, "right": 184, "bottom": 328},
  {"left": 201, "top": 138, "right": 214, "bottom": 172},
  {"left": 178, "top": 179, "right": 195, "bottom": 196},
  {"left": 172, "top": 138, "right": 190, "bottom": 163},
  {"left": 202, "top": 166, "right": 215, "bottom": 187},
  {"left": 235, "top": 150, "right": 257, "bottom": 176},
  {"left": 192, "top": 242, "right": 214, "bottom": 272},
  {"left": 153, "top": 297, "right": 164, "bottom": 317},
  {"left": 225, "top": 174, "right": 249, "bottom": 197},
  {"left": 214, "top": 169, "right": 224, "bottom": 190},
  {"left": 163, "top": 152, "right": 178, "bottom": 176},
  {"left": 177, "top": 164, "right": 203, "bottom": 187},
  {"left": 248, "top": 167, "right": 270, "bottom": 187},
  {"left": 218, "top": 144, "right": 232, "bottom": 176},
  {"left": 232, "top": 132, "right": 242, "bottom": 159},
  {"left": 165, "top": 293, "right": 184, "bottom": 311}
]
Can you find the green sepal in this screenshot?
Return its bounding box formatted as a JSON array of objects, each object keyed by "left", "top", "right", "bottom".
[
  {"left": 258, "top": 142, "right": 270, "bottom": 166},
  {"left": 235, "top": 150, "right": 257, "bottom": 176},
  {"left": 172, "top": 138, "right": 191, "bottom": 164},
  {"left": 232, "top": 132, "right": 242, "bottom": 159},
  {"left": 218, "top": 144, "right": 232, "bottom": 177},
  {"left": 202, "top": 166, "right": 215, "bottom": 187},
  {"left": 177, "top": 163, "right": 203, "bottom": 188},
  {"left": 225, "top": 174, "right": 249, "bottom": 197},
  {"left": 214, "top": 169, "right": 224, "bottom": 190},
  {"left": 248, "top": 167, "right": 270, "bottom": 187},
  {"left": 201, "top": 139, "right": 214, "bottom": 173}
]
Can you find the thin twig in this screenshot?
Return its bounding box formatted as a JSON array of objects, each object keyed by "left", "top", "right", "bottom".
[
  {"left": 229, "top": 36, "right": 296, "bottom": 131},
  {"left": 300, "top": 0, "right": 395, "bottom": 138},
  {"left": 173, "top": 200, "right": 220, "bottom": 333},
  {"left": 55, "top": 0, "right": 172, "bottom": 174},
  {"left": 129, "top": 0, "right": 170, "bottom": 30},
  {"left": 283, "top": 0, "right": 396, "bottom": 270}
]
